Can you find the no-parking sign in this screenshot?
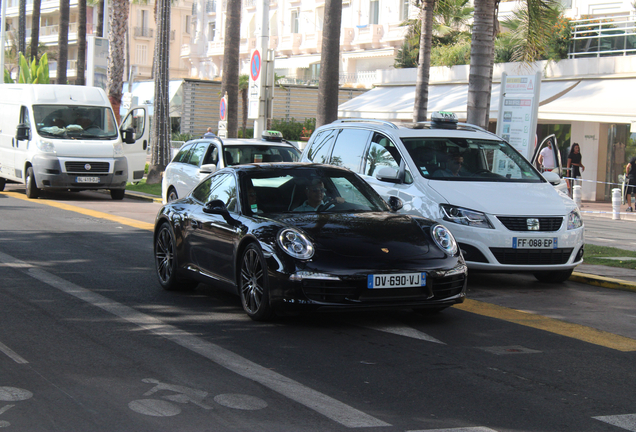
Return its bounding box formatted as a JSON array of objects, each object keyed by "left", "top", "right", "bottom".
[
  {"left": 248, "top": 49, "right": 263, "bottom": 119},
  {"left": 219, "top": 95, "right": 227, "bottom": 121}
]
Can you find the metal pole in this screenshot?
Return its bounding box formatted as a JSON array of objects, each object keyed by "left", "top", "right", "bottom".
[
  {"left": 253, "top": 0, "right": 269, "bottom": 138},
  {"left": 1, "top": 0, "right": 7, "bottom": 78}
]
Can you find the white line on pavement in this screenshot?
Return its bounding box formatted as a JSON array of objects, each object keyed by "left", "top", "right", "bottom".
[
  {"left": 0, "top": 250, "right": 390, "bottom": 428},
  {"left": 0, "top": 341, "right": 28, "bottom": 364},
  {"left": 594, "top": 414, "right": 636, "bottom": 431}
]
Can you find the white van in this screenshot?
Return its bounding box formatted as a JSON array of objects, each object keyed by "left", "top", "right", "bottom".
[
  {"left": 0, "top": 84, "right": 149, "bottom": 200},
  {"left": 300, "top": 113, "right": 585, "bottom": 283}
]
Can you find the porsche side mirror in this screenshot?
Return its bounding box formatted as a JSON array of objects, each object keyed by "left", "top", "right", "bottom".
[
  {"left": 388, "top": 196, "right": 403, "bottom": 212},
  {"left": 203, "top": 199, "right": 228, "bottom": 215}
]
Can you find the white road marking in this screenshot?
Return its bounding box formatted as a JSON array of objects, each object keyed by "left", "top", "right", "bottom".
[
  {"left": 213, "top": 394, "right": 268, "bottom": 410},
  {"left": 0, "top": 251, "right": 390, "bottom": 428},
  {"left": 594, "top": 414, "right": 636, "bottom": 431},
  {"left": 358, "top": 323, "right": 445, "bottom": 344},
  {"left": 0, "top": 387, "right": 32, "bottom": 402},
  {"left": 0, "top": 342, "right": 28, "bottom": 364},
  {"left": 128, "top": 399, "right": 181, "bottom": 417},
  {"left": 407, "top": 427, "right": 498, "bottom": 432}
]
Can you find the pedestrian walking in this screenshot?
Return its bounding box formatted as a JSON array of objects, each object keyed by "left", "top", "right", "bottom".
[
  {"left": 203, "top": 127, "right": 216, "bottom": 138},
  {"left": 538, "top": 137, "right": 556, "bottom": 172},
  {"left": 626, "top": 156, "right": 636, "bottom": 212},
  {"left": 566, "top": 142, "right": 585, "bottom": 197}
]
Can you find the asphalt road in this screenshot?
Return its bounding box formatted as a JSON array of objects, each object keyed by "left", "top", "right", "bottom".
[{"left": 1, "top": 186, "right": 636, "bottom": 432}]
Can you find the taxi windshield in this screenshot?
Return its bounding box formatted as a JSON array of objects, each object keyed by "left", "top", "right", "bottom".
[
  {"left": 403, "top": 137, "right": 543, "bottom": 182},
  {"left": 33, "top": 105, "right": 119, "bottom": 140},
  {"left": 224, "top": 145, "right": 301, "bottom": 165}
]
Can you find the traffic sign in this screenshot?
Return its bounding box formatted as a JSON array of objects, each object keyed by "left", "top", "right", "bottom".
[
  {"left": 219, "top": 96, "right": 227, "bottom": 121},
  {"left": 250, "top": 49, "right": 261, "bottom": 81}
]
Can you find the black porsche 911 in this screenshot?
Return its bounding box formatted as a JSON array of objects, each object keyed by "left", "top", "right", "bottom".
[{"left": 153, "top": 163, "right": 467, "bottom": 321}]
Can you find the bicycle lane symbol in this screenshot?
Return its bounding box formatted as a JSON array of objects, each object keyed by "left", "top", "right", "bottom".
[
  {"left": 0, "top": 387, "right": 33, "bottom": 428},
  {"left": 128, "top": 378, "right": 267, "bottom": 417}
]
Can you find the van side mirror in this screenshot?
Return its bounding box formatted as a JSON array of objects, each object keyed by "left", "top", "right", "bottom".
[
  {"left": 376, "top": 167, "right": 401, "bottom": 184},
  {"left": 121, "top": 127, "right": 136, "bottom": 144},
  {"left": 16, "top": 123, "right": 30, "bottom": 141}
]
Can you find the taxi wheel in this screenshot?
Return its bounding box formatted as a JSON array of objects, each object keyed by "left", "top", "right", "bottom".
[
  {"left": 25, "top": 167, "right": 39, "bottom": 199},
  {"left": 154, "top": 223, "right": 198, "bottom": 291},
  {"left": 167, "top": 187, "right": 178, "bottom": 203},
  {"left": 533, "top": 269, "right": 574, "bottom": 283},
  {"left": 239, "top": 243, "right": 274, "bottom": 321}
]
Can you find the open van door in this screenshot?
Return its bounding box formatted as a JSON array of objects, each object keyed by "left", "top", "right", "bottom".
[
  {"left": 120, "top": 106, "right": 149, "bottom": 183},
  {"left": 531, "top": 134, "right": 568, "bottom": 193}
]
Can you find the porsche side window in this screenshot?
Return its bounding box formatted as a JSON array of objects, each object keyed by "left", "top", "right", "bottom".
[
  {"left": 306, "top": 129, "right": 337, "bottom": 164},
  {"left": 329, "top": 129, "right": 371, "bottom": 172},
  {"left": 208, "top": 174, "right": 238, "bottom": 213},
  {"left": 192, "top": 176, "right": 214, "bottom": 203}
]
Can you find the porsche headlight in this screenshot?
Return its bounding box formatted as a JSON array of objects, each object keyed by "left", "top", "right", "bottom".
[
  {"left": 277, "top": 228, "right": 314, "bottom": 259},
  {"left": 567, "top": 209, "right": 583, "bottom": 230},
  {"left": 440, "top": 204, "right": 493, "bottom": 229},
  {"left": 431, "top": 224, "right": 458, "bottom": 256},
  {"left": 36, "top": 140, "right": 55, "bottom": 153}
]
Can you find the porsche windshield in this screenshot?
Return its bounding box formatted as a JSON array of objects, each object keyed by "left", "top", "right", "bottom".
[
  {"left": 403, "top": 137, "right": 544, "bottom": 182},
  {"left": 34, "top": 105, "right": 119, "bottom": 139}
]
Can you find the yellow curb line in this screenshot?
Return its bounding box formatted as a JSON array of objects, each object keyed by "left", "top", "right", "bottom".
[
  {"left": 570, "top": 272, "right": 636, "bottom": 293},
  {"left": 0, "top": 191, "right": 155, "bottom": 231},
  {"left": 455, "top": 298, "right": 636, "bottom": 352}
]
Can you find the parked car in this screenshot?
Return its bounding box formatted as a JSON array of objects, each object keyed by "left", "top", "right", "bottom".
[
  {"left": 300, "top": 113, "right": 584, "bottom": 283},
  {"left": 161, "top": 130, "right": 301, "bottom": 203},
  {"left": 153, "top": 163, "right": 467, "bottom": 320}
]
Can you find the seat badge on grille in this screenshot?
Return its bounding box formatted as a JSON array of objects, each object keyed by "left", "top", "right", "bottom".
[
  {"left": 381, "top": 248, "right": 389, "bottom": 253},
  {"left": 84, "top": 163, "right": 92, "bottom": 171},
  {"left": 527, "top": 218, "right": 540, "bottom": 231}
]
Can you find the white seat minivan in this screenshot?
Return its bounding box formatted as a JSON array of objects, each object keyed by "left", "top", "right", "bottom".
[{"left": 300, "top": 114, "right": 584, "bottom": 283}]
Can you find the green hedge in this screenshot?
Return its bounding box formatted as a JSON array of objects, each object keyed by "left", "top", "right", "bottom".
[{"left": 270, "top": 118, "right": 316, "bottom": 141}]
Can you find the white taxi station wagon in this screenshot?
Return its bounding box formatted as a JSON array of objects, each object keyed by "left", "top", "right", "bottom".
[{"left": 300, "top": 113, "right": 584, "bottom": 283}]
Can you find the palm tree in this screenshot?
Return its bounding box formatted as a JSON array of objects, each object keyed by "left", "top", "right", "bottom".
[
  {"left": 221, "top": 0, "right": 242, "bottom": 138},
  {"left": 316, "top": 0, "right": 342, "bottom": 127},
  {"left": 106, "top": 0, "right": 129, "bottom": 124},
  {"left": 239, "top": 74, "right": 249, "bottom": 138},
  {"left": 146, "top": 0, "right": 172, "bottom": 184},
  {"left": 97, "top": 0, "right": 105, "bottom": 37},
  {"left": 57, "top": 0, "right": 70, "bottom": 84},
  {"left": 30, "top": 0, "right": 42, "bottom": 61},
  {"left": 413, "top": 0, "right": 436, "bottom": 122},
  {"left": 76, "top": 0, "right": 87, "bottom": 85},
  {"left": 18, "top": 0, "right": 26, "bottom": 55}
]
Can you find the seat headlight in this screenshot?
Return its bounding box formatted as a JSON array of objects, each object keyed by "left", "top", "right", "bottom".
[
  {"left": 36, "top": 140, "right": 55, "bottom": 153},
  {"left": 567, "top": 209, "right": 583, "bottom": 230},
  {"left": 431, "top": 224, "right": 459, "bottom": 256},
  {"left": 440, "top": 204, "right": 493, "bottom": 229},
  {"left": 277, "top": 228, "right": 314, "bottom": 259}
]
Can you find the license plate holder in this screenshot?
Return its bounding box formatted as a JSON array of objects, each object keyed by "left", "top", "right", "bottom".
[
  {"left": 512, "top": 237, "right": 558, "bottom": 249},
  {"left": 367, "top": 272, "right": 426, "bottom": 289}
]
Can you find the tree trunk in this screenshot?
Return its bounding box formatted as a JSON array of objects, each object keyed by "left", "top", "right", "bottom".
[
  {"left": 221, "top": 0, "right": 242, "bottom": 138},
  {"left": 29, "top": 0, "right": 41, "bottom": 61},
  {"left": 107, "top": 0, "right": 129, "bottom": 124},
  {"left": 466, "top": 0, "right": 497, "bottom": 128},
  {"left": 57, "top": 0, "right": 70, "bottom": 85},
  {"left": 146, "top": 0, "right": 171, "bottom": 184},
  {"left": 18, "top": 0, "right": 26, "bottom": 55},
  {"left": 241, "top": 88, "right": 247, "bottom": 138},
  {"left": 76, "top": 0, "right": 86, "bottom": 85},
  {"left": 413, "top": 0, "right": 436, "bottom": 123},
  {"left": 316, "top": 0, "right": 342, "bottom": 128}
]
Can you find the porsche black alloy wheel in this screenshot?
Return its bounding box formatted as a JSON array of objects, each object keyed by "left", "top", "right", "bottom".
[
  {"left": 240, "top": 243, "right": 273, "bottom": 321},
  {"left": 155, "top": 223, "right": 197, "bottom": 291}
]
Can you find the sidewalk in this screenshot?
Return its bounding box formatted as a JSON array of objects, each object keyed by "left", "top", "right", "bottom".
[{"left": 123, "top": 190, "right": 636, "bottom": 293}]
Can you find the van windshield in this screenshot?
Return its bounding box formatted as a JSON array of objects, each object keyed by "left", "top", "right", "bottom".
[
  {"left": 402, "top": 137, "right": 544, "bottom": 182},
  {"left": 33, "top": 105, "right": 119, "bottom": 140}
]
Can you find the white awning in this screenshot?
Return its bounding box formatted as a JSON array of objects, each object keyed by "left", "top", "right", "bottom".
[
  {"left": 341, "top": 48, "right": 397, "bottom": 60},
  {"left": 338, "top": 78, "right": 626, "bottom": 123},
  {"left": 274, "top": 55, "right": 322, "bottom": 70}
]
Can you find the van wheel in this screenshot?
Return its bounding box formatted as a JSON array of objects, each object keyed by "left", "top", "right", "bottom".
[
  {"left": 533, "top": 269, "right": 574, "bottom": 283},
  {"left": 111, "top": 189, "right": 125, "bottom": 200},
  {"left": 0, "top": 177, "right": 6, "bottom": 191},
  {"left": 25, "top": 167, "right": 39, "bottom": 198}
]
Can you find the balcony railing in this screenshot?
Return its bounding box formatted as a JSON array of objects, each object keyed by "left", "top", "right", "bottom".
[
  {"left": 568, "top": 13, "right": 636, "bottom": 58},
  {"left": 134, "top": 27, "right": 154, "bottom": 38},
  {"left": 277, "top": 71, "right": 378, "bottom": 87}
]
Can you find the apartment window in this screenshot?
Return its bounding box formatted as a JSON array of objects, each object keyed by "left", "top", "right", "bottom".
[
  {"left": 208, "top": 21, "right": 216, "bottom": 41},
  {"left": 369, "top": 0, "right": 379, "bottom": 25},
  {"left": 316, "top": 7, "right": 324, "bottom": 32},
  {"left": 185, "top": 15, "right": 192, "bottom": 34},
  {"left": 291, "top": 9, "right": 299, "bottom": 34},
  {"left": 136, "top": 44, "right": 147, "bottom": 65},
  {"left": 401, "top": 0, "right": 409, "bottom": 21}
]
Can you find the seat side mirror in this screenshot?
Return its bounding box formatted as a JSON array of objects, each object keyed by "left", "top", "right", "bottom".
[
  {"left": 376, "top": 167, "right": 401, "bottom": 184},
  {"left": 200, "top": 164, "right": 217, "bottom": 174}
]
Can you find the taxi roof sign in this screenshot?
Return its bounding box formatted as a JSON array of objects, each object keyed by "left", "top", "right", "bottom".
[
  {"left": 261, "top": 130, "right": 284, "bottom": 142},
  {"left": 431, "top": 111, "right": 458, "bottom": 129}
]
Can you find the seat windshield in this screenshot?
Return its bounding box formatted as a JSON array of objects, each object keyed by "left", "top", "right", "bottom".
[
  {"left": 34, "top": 105, "right": 118, "bottom": 139},
  {"left": 403, "top": 137, "right": 543, "bottom": 182},
  {"left": 243, "top": 166, "right": 390, "bottom": 215}
]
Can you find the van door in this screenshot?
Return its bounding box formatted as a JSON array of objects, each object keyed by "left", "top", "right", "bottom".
[
  {"left": 120, "top": 107, "right": 149, "bottom": 183},
  {"left": 14, "top": 106, "right": 32, "bottom": 181},
  {"left": 0, "top": 105, "right": 21, "bottom": 182}
]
